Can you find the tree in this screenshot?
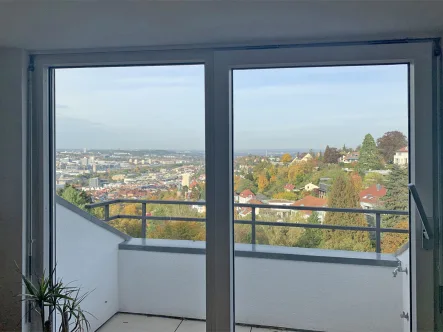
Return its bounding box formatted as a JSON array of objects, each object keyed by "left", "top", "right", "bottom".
[
  {"left": 381, "top": 220, "right": 409, "bottom": 253},
  {"left": 257, "top": 174, "right": 269, "bottom": 192},
  {"left": 322, "top": 173, "right": 372, "bottom": 251},
  {"left": 357, "top": 134, "right": 382, "bottom": 173},
  {"left": 381, "top": 165, "right": 408, "bottom": 228},
  {"left": 296, "top": 212, "right": 323, "bottom": 248},
  {"left": 235, "top": 178, "right": 257, "bottom": 193},
  {"left": 363, "top": 172, "right": 385, "bottom": 188},
  {"left": 323, "top": 146, "right": 341, "bottom": 164},
  {"left": 281, "top": 153, "right": 293, "bottom": 164},
  {"left": 377, "top": 131, "right": 407, "bottom": 164},
  {"left": 57, "top": 184, "right": 92, "bottom": 210}
]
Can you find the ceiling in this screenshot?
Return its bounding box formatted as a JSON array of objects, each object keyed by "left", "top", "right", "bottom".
[{"left": 0, "top": 1, "right": 442, "bottom": 51}]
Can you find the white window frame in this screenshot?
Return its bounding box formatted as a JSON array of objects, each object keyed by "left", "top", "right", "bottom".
[{"left": 30, "top": 40, "right": 438, "bottom": 332}]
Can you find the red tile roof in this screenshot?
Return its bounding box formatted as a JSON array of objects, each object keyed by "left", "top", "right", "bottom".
[
  {"left": 240, "top": 189, "right": 255, "bottom": 198},
  {"left": 293, "top": 195, "right": 327, "bottom": 207},
  {"left": 360, "top": 184, "right": 387, "bottom": 204},
  {"left": 284, "top": 184, "right": 295, "bottom": 190},
  {"left": 398, "top": 146, "right": 408, "bottom": 152}
]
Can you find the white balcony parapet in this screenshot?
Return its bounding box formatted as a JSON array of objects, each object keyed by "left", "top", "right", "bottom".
[{"left": 56, "top": 197, "right": 408, "bottom": 332}]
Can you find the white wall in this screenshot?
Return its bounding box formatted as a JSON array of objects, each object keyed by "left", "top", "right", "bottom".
[
  {"left": 397, "top": 247, "right": 410, "bottom": 332},
  {"left": 119, "top": 249, "right": 403, "bottom": 332},
  {"left": 56, "top": 203, "right": 125, "bottom": 331}
]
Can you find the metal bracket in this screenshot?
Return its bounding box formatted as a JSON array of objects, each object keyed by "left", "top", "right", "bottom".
[
  {"left": 408, "top": 184, "right": 434, "bottom": 250},
  {"left": 400, "top": 311, "right": 409, "bottom": 321}
]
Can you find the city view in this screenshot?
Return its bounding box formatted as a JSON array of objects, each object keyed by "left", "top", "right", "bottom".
[{"left": 55, "top": 64, "right": 409, "bottom": 253}]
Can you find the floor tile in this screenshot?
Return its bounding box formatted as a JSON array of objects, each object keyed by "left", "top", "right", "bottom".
[
  {"left": 99, "top": 313, "right": 182, "bottom": 332},
  {"left": 176, "top": 320, "right": 206, "bottom": 332}
]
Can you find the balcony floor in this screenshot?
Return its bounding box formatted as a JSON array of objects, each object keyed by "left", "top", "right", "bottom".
[{"left": 98, "top": 313, "right": 282, "bottom": 332}]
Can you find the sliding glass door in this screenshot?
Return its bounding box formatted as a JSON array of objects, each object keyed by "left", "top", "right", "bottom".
[{"left": 31, "top": 41, "right": 438, "bottom": 332}]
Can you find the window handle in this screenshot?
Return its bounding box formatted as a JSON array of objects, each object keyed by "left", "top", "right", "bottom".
[{"left": 408, "top": 184, "right": 434, "bottom": 250}]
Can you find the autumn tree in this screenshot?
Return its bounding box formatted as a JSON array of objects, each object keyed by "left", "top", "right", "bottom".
[
  {"left": 281, "top": 153, "right": 293, "bottom": 164},
  {"left": 257, "top": 174, "right": 269, "bottom": 192},
  {"left": 381, "top": 220, "right": 409, "bottom": 253},
  {"left": 357, "top": 134, "right": 383, "bottom": 173},
  {"left": 323, "top": 146, "right": 341, "bottom": 164},
  {"left": 265, "top": 212, "right": 305, "bottom": 247},
  {"left": 381, "top": 165, "right": 408, "bottom": 228},
  {"left": 322, "top": 173, "right": 372, "bottom": 252},
  {"left": 377, "top": 131, "right": 407, "bottom": 164}
]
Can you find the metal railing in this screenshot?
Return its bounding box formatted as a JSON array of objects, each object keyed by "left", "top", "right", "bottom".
[{"left": 86, "top": 199, "right": 409, "bottom": 253}]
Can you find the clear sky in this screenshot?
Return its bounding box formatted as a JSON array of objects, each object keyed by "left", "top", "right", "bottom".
[{"left": 56, "top": 64, "right": 408, "bottom": 151}]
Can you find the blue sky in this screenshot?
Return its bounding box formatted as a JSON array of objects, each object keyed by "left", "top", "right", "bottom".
[{"left": 56, "top": 64, "right": 408, "bottom": 151}]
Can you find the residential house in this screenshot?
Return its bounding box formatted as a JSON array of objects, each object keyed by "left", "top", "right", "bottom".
[
  {"left": 339, "top": 152, "right": 359, "bottom": 164},
  {"left": 239, "top": 189, "right": 255, "bottom": 203},
  {"left": 292, "top": 195, "right": 328, "bottom": 222},
  {"left": 394, "top": 147, "right": 408, "bottom": 166},
  {"left": 304, "top": 183, "right": 319, "bottom": 192},
  {"left": 267, "top": 199, "right": 295, "bottom": 218},
  {"left": 192, "top": 199, "right": 206, "bottom": 214},
  {"left": 316, "top": 178, "right": 331, "bottom": 199},
  {"left": 284, "top": 183, "right": 295, "bottom": 192},
  {"left": 237, "top": 198, "right": 263, "bottom": 217},
  {"left": 359, "top": 184, "right": 387, "bottom": 209}
]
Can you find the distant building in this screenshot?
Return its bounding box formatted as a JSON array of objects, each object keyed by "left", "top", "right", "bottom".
[
  {"left": 89, "top": 177, "right": 101, "bottom": 188},
  {"left": 360, "top": 184, "right": 387, "bottom": 209},
  {"left": 80, "top": 157, "right": 88, "bottom": 166},
  {"left": 304, "top": 183, "right": 319, "bottom": 192},
  {"left": 316, "top": 178, "right": 331, "bottom": 198},
  {"left": 339, "top": 152, "right": 359, "bottom": 164},
  {"left": 284, "top": 184, "right": 295, "bottom": 192},
  {"left": 239, "top": 189, "right": 255, "bottom": 203},
  {"left": 92, "top": 164, "right": 97, "bottom": 173},
  {"left": 182, "top": 173, "right": 191, "bottom": 187},
  {"left": 292, "top": 195, "right": 328, "bottom": 222},
  {"left": 192, "top": 199, "right": 206, "bottom": 214},
  {"left": 394, "top": 147, "right": 408, "bottom": 166}
]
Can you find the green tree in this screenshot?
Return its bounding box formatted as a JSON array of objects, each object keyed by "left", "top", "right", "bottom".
[
  {"left": 381, "top": 165, "right": 408, "bottom": 228},
  {"left": 377, "top": 131, "right": 407, "bottom": 164},
  {"left": 57, "top": 184, "right": 92, "bottom": 210},
  {"left": 322, "top": 173, "right": 372, "bottom": 251},
  {"left": 357, "top": 134, "right": 383, "bottom": 173},
  {"left": 296, "top": 212, "right": 323, "bottom": 248},
  {"left": 363, "top": 172, "right": 385, "bottom": 188}
]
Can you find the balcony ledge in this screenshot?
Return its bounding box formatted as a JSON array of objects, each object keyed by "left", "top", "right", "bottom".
[{"left": 119, "top": 238, "right": 399, "bottom": 267}]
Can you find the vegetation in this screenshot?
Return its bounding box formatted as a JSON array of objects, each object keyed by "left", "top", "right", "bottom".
[
  {"left": 357, "top": 134, "right": 383, "bottom": 173},
  {"left": 377, "top": 131, "right": 407, "bottom": 164},
  {"left": 322, "top": 173, "right": 372, "bottom": 251},
  {"left": 57, "top": 130, "right": 410, "bottom": 254},
  {"left": 20, "top": 266, "right": 92, "bottom": 332}
]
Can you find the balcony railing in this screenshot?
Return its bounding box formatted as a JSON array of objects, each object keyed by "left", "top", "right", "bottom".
[{"left": 86, "top": 199, "right": 408, "bottom": 253}]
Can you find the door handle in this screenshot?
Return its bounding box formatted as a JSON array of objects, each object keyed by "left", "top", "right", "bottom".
[{"left": 408, "top": 184, "right": 434, "bottom": 250}]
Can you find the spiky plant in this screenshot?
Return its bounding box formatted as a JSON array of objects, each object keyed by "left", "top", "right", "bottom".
[{"left": 19, "top": 266, "right": 92, "bottom": 332}]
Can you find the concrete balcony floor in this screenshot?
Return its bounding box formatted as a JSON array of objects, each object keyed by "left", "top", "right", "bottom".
[{"left": 98, "top": 313, "right": 282, "bottom": 332}]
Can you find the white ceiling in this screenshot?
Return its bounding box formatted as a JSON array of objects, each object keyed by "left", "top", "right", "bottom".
[{"left": 0, "top": 1, "right": 442, "bottom": 51}]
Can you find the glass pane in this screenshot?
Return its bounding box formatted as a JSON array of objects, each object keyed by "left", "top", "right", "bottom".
[
  {"left": 233, "top": 64, "right": 410, "bottom": 331},
  {"left": 54, "top": 65, "right": 206, "bottom": 331}
]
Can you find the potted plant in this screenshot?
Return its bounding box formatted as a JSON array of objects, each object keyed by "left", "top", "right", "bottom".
[{"left": 19, "top": 266, "right": 92, "bottom": 332}]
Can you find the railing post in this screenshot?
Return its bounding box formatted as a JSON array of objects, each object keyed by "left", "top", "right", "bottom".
[
  {"left": 104, "top": 204, "right": 109, "bottom": 221},
  {"left": 251, "top": 206, "right": 256, "bottom": 245},
  {"left": 375, "top": 213, "right": 381, "bottom": 253},
  {"left": 141, "top": 203, "right": 147, "bottom": 238}
]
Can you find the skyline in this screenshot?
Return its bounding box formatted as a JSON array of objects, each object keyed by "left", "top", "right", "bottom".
[{"left": 56, "top": 64, "right": 408, "bottom": 150}]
